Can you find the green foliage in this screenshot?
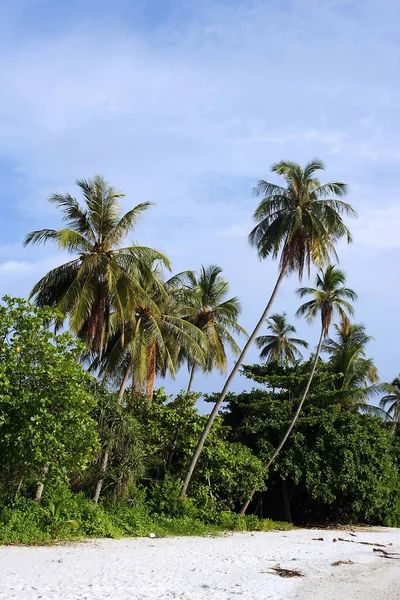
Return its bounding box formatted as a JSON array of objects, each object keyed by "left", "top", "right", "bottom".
[
  {"left": 0, "top": 297, "right": 99, "bottom": 498},
  {"left": 225, "top": 387, "right": 400, "bottom": 526},
  {"left": 0, "top": 492, "right": 291, "bottom": 544},
  {"left": 42, "top": 498, "right": 79, "bottom": 536},
  {"left": 89, "top": 389, "right": 146, "bottom": 500},
  {"left": 133, "top": 391, "right": 265, "bottom": 512}
]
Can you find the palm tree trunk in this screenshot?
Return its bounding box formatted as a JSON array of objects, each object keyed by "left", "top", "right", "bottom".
[
  {"left": 92, "top": 448, "right": 109, "bottom": 504},
  {"left": 146, "top": 342, "right": 156, "bottom": 401},
  {"left": 240, "top": 327, "right": 325, "bottom": 514},
  {"left": 117, "top": 365, "right": 131, "bottom": 402},
  {"left": 179, "top": 268, "right": 286, "bottom": 499},
  {"left": 187, "top": 366, "right": 196, "bottom": 393},
  {"left": 34, "top": 464, "right": 49, "bottom": 502}
]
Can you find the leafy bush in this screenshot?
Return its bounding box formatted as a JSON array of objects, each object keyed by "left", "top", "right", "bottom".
[{"left": 0, "top": 297, "right": 99, "bottom": 501}]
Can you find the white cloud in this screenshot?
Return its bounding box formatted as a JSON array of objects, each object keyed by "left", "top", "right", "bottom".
[
  {"left": 1, "top": 0, "right": 400, "bottom": 391},
  {"left": 353, "top": 206, "right": 400, "bottom": 249},
  {"left": 0, "top": 261, "right": 31, "bottom": 276}
]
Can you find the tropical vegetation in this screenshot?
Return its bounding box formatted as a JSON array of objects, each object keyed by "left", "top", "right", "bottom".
[{"left": 1, "top": 162, "right": 399, "bottom": 544}]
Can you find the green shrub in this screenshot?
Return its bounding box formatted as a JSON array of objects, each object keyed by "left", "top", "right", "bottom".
[{"left": 148, "top": 478, "right": 198, "bottom": 519}]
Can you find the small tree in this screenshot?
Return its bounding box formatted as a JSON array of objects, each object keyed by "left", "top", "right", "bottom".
[
  {"left": 256, "top": 313, "right": 308, "bottom": 365},
  {"left": 0, "top": 297, "right": 99, "bottom": 501}
]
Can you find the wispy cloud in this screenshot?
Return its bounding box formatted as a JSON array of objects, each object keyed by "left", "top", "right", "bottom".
[{"left": 1, "top": 0, "right": 399, "bottom": 391}]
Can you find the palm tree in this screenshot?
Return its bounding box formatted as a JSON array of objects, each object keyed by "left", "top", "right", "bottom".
[
  {"left": 97, "top": 270, "right": 207, "bottom": 403},
  {"left": 379, "top": 376, "right": 400, "bottom": 433},
  {"left": 180, "top": 159, "right": 356, "bottom": 498},
  {"left": 24, "top": 176, "right": 168, "bottom": 356},
  {"left": 240, "top": 264, "right": 357, "bottom": 513},
  {"left": 256, "top": 312, "right": 308, "bottom": 365},
  {"left": 323, "top": 323, "right": 379, "bottom": 410},
  {"left": 180, "top": 265, "right": 247, "bottom": 392}
]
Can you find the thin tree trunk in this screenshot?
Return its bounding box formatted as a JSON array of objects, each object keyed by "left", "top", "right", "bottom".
[
  {"left": 14, "top": 475, "right": 24, "bottom": 501},
  {"left": 34, "top": 464, "right": 49, "bottom": 502},
  {"left": 187, "top": 366, "right": 196, "bottom": 393},
  {"left": 117, "top": 365, "right": 131, "bottom": 402},
  {"left": 179, "top": 268, "right": 286, "bottom": 499},
  {"left": 240, "top": 495, "right": 252, "bottom": 515},
  {"left": 240, "top": 327, "right": 325, "bottom": 513},
  {"left": 146, "top": 342, "right": 156, "bottom": 401},
  {"left": 92, "top": 448, "right": 109, "bottom": 504}
]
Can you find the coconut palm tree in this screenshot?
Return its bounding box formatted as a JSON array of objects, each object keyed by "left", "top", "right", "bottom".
[
  {"left": 180, "top": 159, "right": 356, "bottom": 498},
  {"left": 24, "top": 176, "right": 168, "bottom": 356},
  {"left": 97, "top": 270, "right": 207, "bottom": 403},
  {"left": 180, "top": 265, "right": 247, "bottom": 392},
  {"left": 323, "top": 323, "right": 379, "bottom": 410},
  {"left": 256, "top": 312, "right": 308, "bottom": 365},
  {"left": 239, "top": 264, "right": 357, "bottom": 513},
  {"left": 379, "top": 376, "right": 400, "bottom": 432}
]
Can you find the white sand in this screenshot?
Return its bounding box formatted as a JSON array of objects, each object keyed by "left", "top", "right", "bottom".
[{"left": 1, "top": 528, "right": 399, "bottom": 599}]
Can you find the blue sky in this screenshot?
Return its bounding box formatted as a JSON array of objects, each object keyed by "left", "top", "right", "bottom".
[{"left": 1, "top": 0, "right": 399, "bottom": 399}]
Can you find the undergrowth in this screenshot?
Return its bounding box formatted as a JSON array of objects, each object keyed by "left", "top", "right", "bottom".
[{"left": 0, "top": 492, "right": 291, "bottom": 545}]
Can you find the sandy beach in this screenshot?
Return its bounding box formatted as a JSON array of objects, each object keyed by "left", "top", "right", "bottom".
[{"left": 1, "top": 528, "right": 399, "bottom": 599}]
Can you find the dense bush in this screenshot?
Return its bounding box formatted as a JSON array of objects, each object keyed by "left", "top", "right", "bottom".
[
  {"left": 224, "top": 389, "right": 400, "bottom": 526},
  {"left": 0, "top": 298, "right": 99, "bottom": 502}
]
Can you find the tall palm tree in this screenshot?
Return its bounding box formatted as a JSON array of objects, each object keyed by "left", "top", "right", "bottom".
[
  {"left": 256, "top": 312, "right": 308, "bottom": 365},
  {"left": 323, "top": 323, "right": 379, "bottom": 409},
  {"left": 240, "top": 264, "right": 357, "bottom": 513},
  {"left": 180, "top": 159, "right": 356, "bottom": 498},
  {"left": 181, "top": 265, "right": 247, "bottom": 392},
  {"left": 97, "top": 270, "right": 207, "bottom": 402},
  {"left": 379, "top": 376, "right": 400, "bottom": 433},
  {"left": 24, "top": 176, "right": 168, "bottom": 356}
]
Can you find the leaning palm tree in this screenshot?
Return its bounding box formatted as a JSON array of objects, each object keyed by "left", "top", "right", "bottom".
[
  {"left": 379, "top": 376, "right": 400, "bottom": 432},
  {"left": 24, "top": 176, "right": 168, "bottom": 356},
  {"left": 180, "top": 159, "right": 356, "bottom": 498},
  {"left": 256, "top": 312, "right": 308, "bottom": 365},
  {"left": 240, "top": 264, "right": 357, "bottom": 513},
  {"left": 180, "top": 265, "right": 247, "bottom": 392}
]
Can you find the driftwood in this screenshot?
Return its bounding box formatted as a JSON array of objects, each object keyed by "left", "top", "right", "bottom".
[
  {"left": 264, "top": 563, "right": 304, "bottom": 578},
  {"left": 373, "top": 548, "right": 400, "bottom": 559},
  {"left": 331, "top": 560, "right": 354, "bottom": 566},
  {"left": 337, "top": 537, "right": 387, "bottom": 547}
]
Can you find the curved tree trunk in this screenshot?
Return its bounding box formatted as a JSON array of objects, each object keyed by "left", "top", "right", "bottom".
[
  {"left": 117, "top": 365, "right": 131, "bottom": 403},
  {"left": 187, "top": 366, "right": 196, "bottom": 393},
  {"left": 92, "top": 448, "right": 109, "bottom": 504},
  {"left": 240, "top": 327, "right": 325, "bottom": 514},
  {"left": 179, "top": 268, "right": 286, "bottom": 499}
]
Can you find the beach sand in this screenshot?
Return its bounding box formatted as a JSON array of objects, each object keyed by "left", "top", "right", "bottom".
[{"left": 1, "top": 527, "right": 399, "bottom": 599}]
